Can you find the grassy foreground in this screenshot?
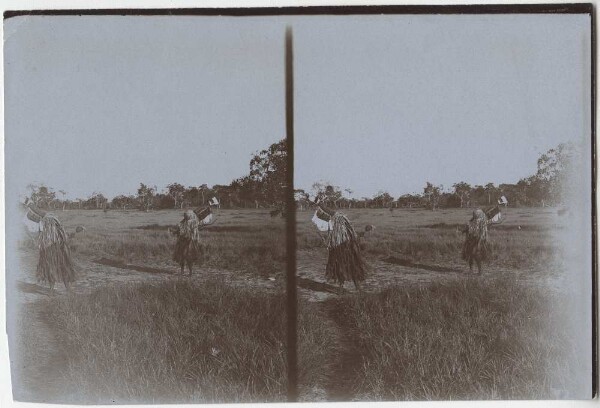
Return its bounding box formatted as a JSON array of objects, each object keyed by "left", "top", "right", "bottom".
[
  {"left": 42, "top": 277, "right": 335, "bottom": 403},
  {"left": 45, "top": 279, "right": 288, "bottom": 403},
  {"left": 317, "top": 278, "right": 584, "bottom": 400},
  {"left": 34, "top": 276, "right": 585, "bottom": 402}
]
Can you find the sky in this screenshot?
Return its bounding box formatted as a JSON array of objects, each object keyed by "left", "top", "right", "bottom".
[
  {"left": 4, "top": 16, "right": 287, "bottom": 200},
  {"left": 4, "top": 14, "right": 592, "bottom": 200},
  {"left": 292, "top": 14, "right": 591, "bottom": 198}
]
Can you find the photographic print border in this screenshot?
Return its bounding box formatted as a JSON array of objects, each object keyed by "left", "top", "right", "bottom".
[{"left": 3, "top": 3, "right": 596, "bottom": 402}]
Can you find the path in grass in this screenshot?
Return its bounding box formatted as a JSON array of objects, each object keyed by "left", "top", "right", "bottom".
[
  {"left": 295, "top": 249, "right": 562, "bottom": 402},
  {"left": 11, "top": 249, "right": 280, "bottom": 403},
  {"left": 296, "top": 250, "right": 468, "bottom": 401},
  {"left": 319, "top": 300, "right": 365, "bottom": 402}
]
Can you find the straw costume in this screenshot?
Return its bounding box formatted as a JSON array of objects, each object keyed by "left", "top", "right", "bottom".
[
  {"left": 313, "top": 204, "right": 367, "bottom": 289},
  {"left": 172, "top": 207, "right": 212, "bottom": 276},
  {"left": 462, "top": 206, "right": 500, "bottom": 274},
  {"left": 26, "top": 203, "right": 76, "bottom": 291}
]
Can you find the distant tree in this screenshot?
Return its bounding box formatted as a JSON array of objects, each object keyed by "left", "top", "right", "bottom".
[
  {"left": 498, "top": 183, "right": 519, "bottom": 206},
  {"left": 423, "top": 182, "right": 442, "bottom": 211},
  {"left": 534, "top": 142, "right": 578, "bottom": 205},
  {"left": 166, "top": 182, "right": 186, "bottom": 209},
  {"left": 249, "top": 139, "right": 287, "bottom": 207},
  {"left": 522, "top": 175, "right": 548, "bottom": 207},
  {"left": 152, "top": 193, "right": 174, "bottom": 210},
  {"left": 470, "top": 185, "right": 485, "bottom": 206},
  {"left": 137, "top": 183, "right": 156, "bottom": 212},
  {"left": 83, "top": 192, "right": 107, "bottom": 209},
  {"left": 484, "top": 183, "right": 496, "bottom": 205},
  {"left": 199, "top": 184, "right": 209, "bottom": 206},
  {"left": 294, "top": 189, "right": 309, "bottom": 211},
  {"left": 94, "top": 192, "right": 107, "bottom": 209},
  {"left": 182, "top": 186, "right": 199, "bottom": 208},
  {"left": 398, "top": 193, "right": 421, "bottom": 208},
  {"left": 515, "top": 179, "right": 531, "bottom": 206},
  {"left": 452, "top": 182, "right": 472, "bottom": 208},
  {"left": 232, "top": 176, "right": 259, "bottom": 208},
  {"left": 372, "top": 191, "right": 394, "bottom": 208},
  {"left": 112, "top": 195, "right": 136, "bottom": 209},
  {"left": 213, "top": 184, "right": 236, "bottom": 208}
]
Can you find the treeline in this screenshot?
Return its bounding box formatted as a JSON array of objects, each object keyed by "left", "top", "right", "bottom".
[
  {"left": 25, "top": 140, "right": 287, "bottom": 211},
  {"left": 295, "top": 142, "right": 578, "bottom": 210},
  {"left": 25, "top": 141, "right": 577, "bottom": 211}
]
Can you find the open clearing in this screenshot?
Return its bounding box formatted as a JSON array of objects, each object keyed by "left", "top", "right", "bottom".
[
  {"left": 297, "top": 207, "right": 569, "bottom": 299},
  {"left": 10, "top": 209, "right": 288, "bottom": 403},
  {"left": 295, "top": 207, "right": 587, "bottom": 400},
  {"left": 9, "top": 207, "right": 587, "bottom": 402}
]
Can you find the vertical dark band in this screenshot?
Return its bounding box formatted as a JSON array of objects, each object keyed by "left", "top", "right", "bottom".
[
  {"left": 590, "top": 7, "right": 598, "bottom": 399},
  {"left": 284, "top": 26, "right": 298, "bottom": 402}
]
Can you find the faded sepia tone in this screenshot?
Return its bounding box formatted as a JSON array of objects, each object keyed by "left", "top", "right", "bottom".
[
  {"left": 5, "top": 16, "right": 289, "bottom": 404},
  {"left": 3, "top": 9, "right": 594, "bottom": 406},
  {"left": 292, "top": 14, "right": 593, "bottom": 401}
]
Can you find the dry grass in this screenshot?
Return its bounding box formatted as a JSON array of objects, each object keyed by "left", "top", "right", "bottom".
[
  {"left": 316, "top": 278, "right": 584, "bottom": 400},
  {"left": 44, "top": 278, "right": 287, "bottom": 403},
  {"left": 295, "top": 207, "right": 584, "bottom": 401},
  {"left": 16, "top": 209, "right": 288, "bottom": 403},
  {"left": 48, "top": 209, "right": 285, "bottom": 277},
  {"left": 296, "top": 207, "right": 563, "bottom": 270},
  {"left": 41, "top": 277, "right": 336, "bottom": 403},
  {"left": 18, "top": 207, "right": 583, "bottom": 402},
  {"left": 297, "top": 303, "right": 338, "bottom": 399}
]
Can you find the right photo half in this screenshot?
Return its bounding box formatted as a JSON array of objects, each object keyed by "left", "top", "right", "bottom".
[{"left": 291, "top": 11, "right": 593, "bottom": 402}]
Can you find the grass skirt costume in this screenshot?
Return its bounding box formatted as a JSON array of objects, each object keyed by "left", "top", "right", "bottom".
[
  {"left": 462, "top": 208, "right": 491, "bottom": 263},
  {"left": 316, "top": 207, "right": 367, "bottom": 287},
  {"left": 172, "top": 210, "right": 204, "bottom": 265},
  {"left": 28, "top": 207, "right": 76, "bottom": 287}
]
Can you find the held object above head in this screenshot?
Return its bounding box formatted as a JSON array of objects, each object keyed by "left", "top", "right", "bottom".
[
  {"left": 469, "top": 206, "right": 503, "bottom": 226},
  {"left": 484, "top": 205, "right": 504, "bottom": 225},
  {"left": 194, "top": 206, "right": 211, "bottom": 220},
  {"left": 193, "top": 206, "right": 215, "bottom": 227}
]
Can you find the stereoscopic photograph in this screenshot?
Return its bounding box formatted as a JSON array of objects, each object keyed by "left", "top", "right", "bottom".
[{"left": 3, "top": 4, "right": 595, "bottom": 405}]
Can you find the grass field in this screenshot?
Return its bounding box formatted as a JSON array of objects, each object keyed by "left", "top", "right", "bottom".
[
  {"left": 297, "top": 206, "right": 564, "bottom": 270},
  {"left": 295, "top": 206, "right": 586, "bottom": 400},
  {"left": 58, "top": 208, "right": 286, "bottom": 278},
  {"left": 14, "top": 208, "right": 289, "bottom": 403},
  {"left": 318, "top": 278, "right": 584, "bottom": 400},
  {"left": 14, "top": 206, "right": 587, "bottom": 402},
  {"left": 44, "top": 278, "right": 287, "bottom": 403}
]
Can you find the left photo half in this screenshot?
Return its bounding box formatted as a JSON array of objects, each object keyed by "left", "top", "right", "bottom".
[{"left": 4, "top": 15, "right": 290, "bottom": 404}]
